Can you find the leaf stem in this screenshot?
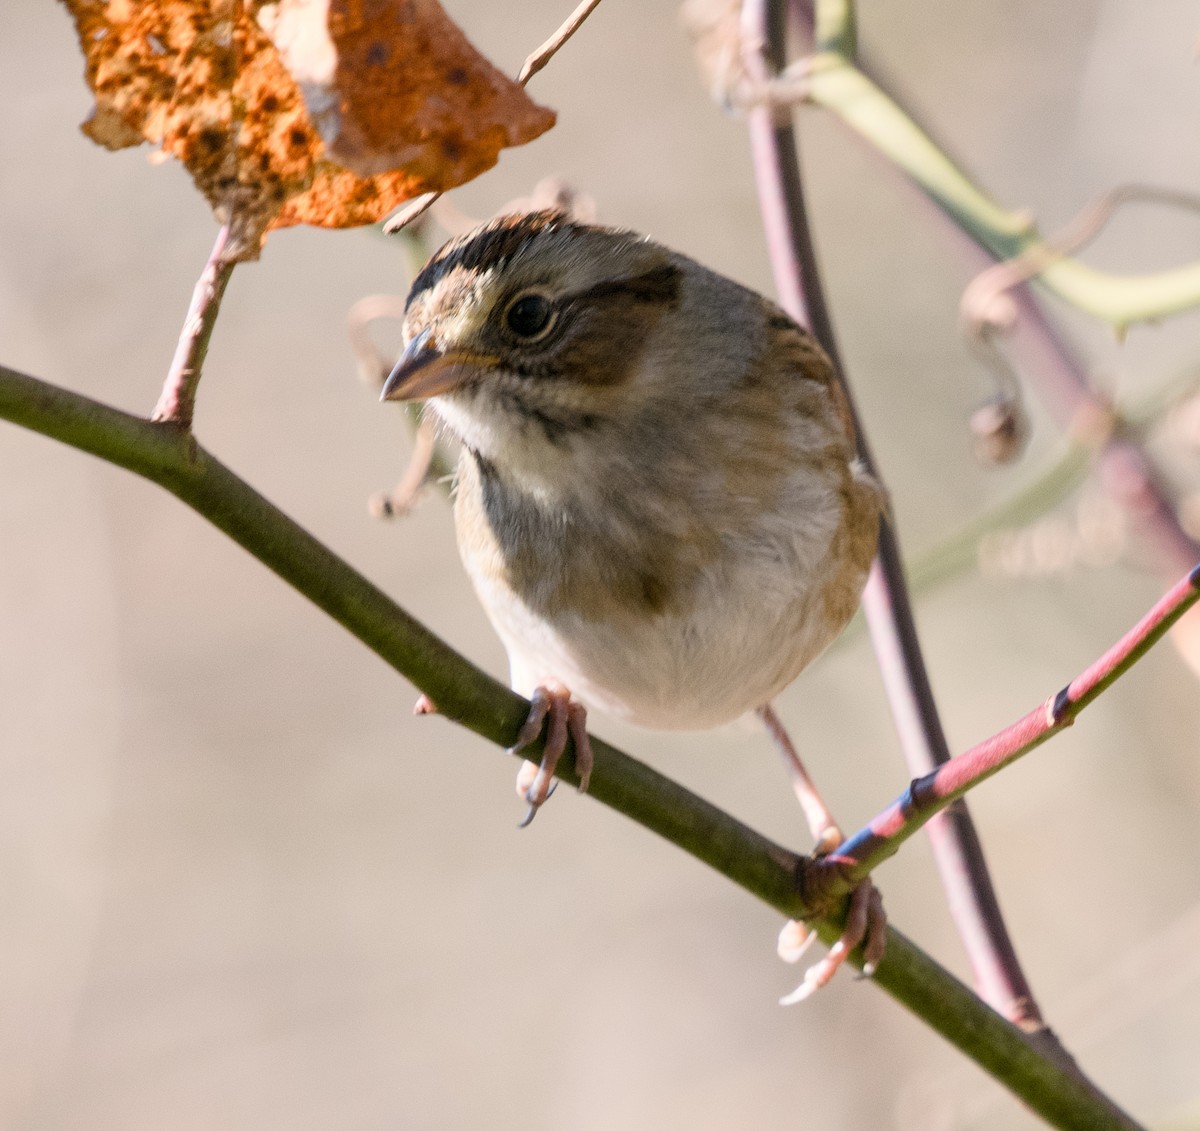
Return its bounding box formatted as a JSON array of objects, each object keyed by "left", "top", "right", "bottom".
[{"left": 518, "top": 0, "right": 605, "bottom": 84}]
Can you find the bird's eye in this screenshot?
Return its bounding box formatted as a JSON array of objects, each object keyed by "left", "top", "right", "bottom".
[{"left": 503, "top": 292, "right": 557, "bottom": 340}]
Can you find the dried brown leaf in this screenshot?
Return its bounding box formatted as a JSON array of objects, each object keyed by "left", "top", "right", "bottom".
[
  {"left": 264, "top": 0, "right": 556, "bottom": 180},
  {"left": 60, "top": 0, "right": 556, "bottom": 256}
]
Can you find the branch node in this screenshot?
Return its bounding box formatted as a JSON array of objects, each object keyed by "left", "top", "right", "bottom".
[
  {"left": 1046, "top": 687, "right": 1073, "bottom": 727},
  {"left": 900, "top": 775, "right": 925, "bottom": 814}
]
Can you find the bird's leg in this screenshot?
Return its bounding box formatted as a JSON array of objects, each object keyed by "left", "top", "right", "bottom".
[
  {"left": 757, "top": 703, "right": 843, "bottom": 854},
  {"left": 511, "top": 682, "right": 593, "bottom": 827},
  {"left": 757, "top": 702, "right": 888, "bottom": 1001}
]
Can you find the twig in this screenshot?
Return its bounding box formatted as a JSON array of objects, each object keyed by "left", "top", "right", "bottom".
[
  {"left": 382, "top": 0, "right": 606, "bottom": 235},
  {"left": 0, "top": 358, "right": 1145, "bottom": 1130},
  {"left": 345, "top": 293, "right": 455, "bottom": 511},
  {"left": 152, "top": 224, "right": 235, "bottom": 427},
  {"left": 380, "top": 192, "right": 440, "bottom": 236},
  {"left": 518, "top": 0, "right": 604, "bottom": 84},
  {"left": 801, "top": 19, "right": 1200, "bottom": 326},
  {"left": 963, "top": 184, "right": 1200, "bottom": 336},
  {"left": 744, "top": 0, "right": 1047, "bottom": 1034},
  {"left": 904, "top": 443, "right": 1092, "bottom": 596},
  {"left": 834, "top": 563, "right": 1200, "bottom": 877},
  {"left": 833, "top": 34, "right": 1200, "bottom": 589},
  {"left": 990, "top": 273, "right": 1200, "bottom": 580},
  {"left": 346, "top": 293, "right": 408, "bottom": 386},
  {"left": 368, "top": 415, "right": 438, "bottom": 518}
]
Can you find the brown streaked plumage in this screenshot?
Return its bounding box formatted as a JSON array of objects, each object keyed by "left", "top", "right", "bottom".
[
  {"left": 383, "top": 209, "right": 887, "bottom": 994},
  {"left": 383, "top": 207, "right": 881, "bottom": 785}
]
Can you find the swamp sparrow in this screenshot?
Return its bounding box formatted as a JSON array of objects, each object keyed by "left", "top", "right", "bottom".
[
  {"left": 383, "top": 207, "right": 881, "bottom": 796},
  {"left": 382, "top": 210, "right": 886, "bottom": 987}
]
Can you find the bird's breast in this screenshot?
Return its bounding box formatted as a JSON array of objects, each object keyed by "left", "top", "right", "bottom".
[{"left": 452, "top": 446, "right": 878, "bottom": 729}]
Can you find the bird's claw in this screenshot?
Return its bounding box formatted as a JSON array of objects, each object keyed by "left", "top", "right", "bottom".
[
  {"left": 510, "top": 684, "right": 592, "bottom": 826},
  {"left": 516, "top": 780, "right": 558, "bottom": 828},
  {"left": 778, "top": 876, "right": 887, "bottom": 1005}
]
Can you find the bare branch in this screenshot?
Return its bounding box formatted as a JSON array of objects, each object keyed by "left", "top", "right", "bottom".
[
  {"left": 383, "top": 0, "right": 606, "bottom": 234},
  {"left": 151, "top": 224, "right": 235, "bottom": 427},
  {"left": 347, "top": 293, "right": 408, "bottom": 387},
  {"left": 837, "top": 564, "right": 1200, "bottom": 878},
  {"left": 0, "top": 357, "right": 1147, "bottom": 1130},
  {"left": 743, "top": 0, "right": 1046, "bottom": 1034},
  {"left": 368, "top": 415, "right": 438, "bottom": 518},
  {"left": 518, "top": 0, "right": 605, "bottom": 84},
  {"left": 963, "top": 184, "right": 1200, "bottom": 337},
  {"left": 381, "top": 192, "right": 440, "bottom": 236}
]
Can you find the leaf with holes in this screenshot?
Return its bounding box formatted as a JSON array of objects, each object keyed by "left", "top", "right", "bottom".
[{"left": 60, "top": 0, "right": 557, "bottom": 257}]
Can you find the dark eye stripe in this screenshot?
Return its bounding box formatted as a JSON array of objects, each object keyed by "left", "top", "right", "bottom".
[{"left": 568, "top": 263, "right": 682, "bottom": 308}]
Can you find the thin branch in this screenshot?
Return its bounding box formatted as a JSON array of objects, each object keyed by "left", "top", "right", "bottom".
[
  {"left": 368, "top": 415, "right": 439, "bottom": 518},
  {"left": 379, "top": 190, "right": 440, "bottom": 236},
  {"left": 904, "top": 443, "right": 1092, "bottom": 597},
  {"left": 382, "top": 0, "right": 606, "bottom": 235},
  {"left": 835, "top": 563, "right": 1200, "bottom": 877},
  {"left": 801, "top": 38, "right": 1200, "bottom": 327},
  {"left": 830, "top": 39, "right": 1200, "bottom": 585},
  {"left": 902, "top": 365, "right": 1200, "bottom": 599},
  {"left": 345, "top": 294, "right": 455, "bottom": 512},
  {"left": 0, "top": 359, "right": 1143, "bottom": 1130},
  {"left": 962, "top": 184, "right": 1200, "bottom": 337},
  {"left": 346, "top": 293, "right": 408, "bottom": 387},
  {"left": 966, "top": 247, "right": 1200, "bottom": 581},
  {"left": 746, "top": 0, "right": 1047, "bottom": 1034},
  {"left": 518, "top": 0, "right": 604, "bottom": 84},
  {"left": 152, "top": 224, "right": 235, "bottom": 427}
]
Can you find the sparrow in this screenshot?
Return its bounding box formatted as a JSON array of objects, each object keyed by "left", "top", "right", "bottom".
[{"left": 382, "top": 209, "right": 885, "bottom": 991}]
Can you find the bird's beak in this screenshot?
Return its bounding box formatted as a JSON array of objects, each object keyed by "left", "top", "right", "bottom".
[{"left": 380, "top": 328, "right": 487, "bottom": 402}]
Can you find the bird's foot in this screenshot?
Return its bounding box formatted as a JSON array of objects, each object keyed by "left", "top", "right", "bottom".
[
  {"left": 778, "top": 859, "right": 887, "bottom": 1006},
  {"left": 756, "top": 702, "right": 885, "bottom": 1000},
  {"left": 511, "top": 683, "right": 593, "bottom": 827}
]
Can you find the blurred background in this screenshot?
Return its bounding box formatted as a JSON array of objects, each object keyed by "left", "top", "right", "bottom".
[{"left": 3, "top": 1, "right": 1200, "bottom": 1127}]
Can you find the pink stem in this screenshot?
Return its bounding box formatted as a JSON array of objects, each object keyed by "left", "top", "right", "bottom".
[
  {"left": 152, "top": 225, "right": 235, "bottom": 427},
  {"left": 838, "top": 563, "right": 1200, "bottom": 873},
  {"left": 743, "top": 0, "right": 1043, "bottom": 1029}
]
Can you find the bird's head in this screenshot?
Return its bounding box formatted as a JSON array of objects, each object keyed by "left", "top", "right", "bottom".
[{"left": 382, "top": 210, "right": 688, "bottom": 475}]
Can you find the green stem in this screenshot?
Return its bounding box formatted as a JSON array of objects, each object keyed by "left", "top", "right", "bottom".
[
  {"left": 0, "top": 361, "right": 1139, "bottom": 1129},
  {"left": 813, "top": 0, "right": 854, "bottom": 56},
  {"left": 803, "top": 48, "right": 1200, "bottom": 327}
]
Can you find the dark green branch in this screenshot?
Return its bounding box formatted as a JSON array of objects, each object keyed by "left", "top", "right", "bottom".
[{"left": 0, "top": 362, "right": 1137, "bottom": 1129}]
